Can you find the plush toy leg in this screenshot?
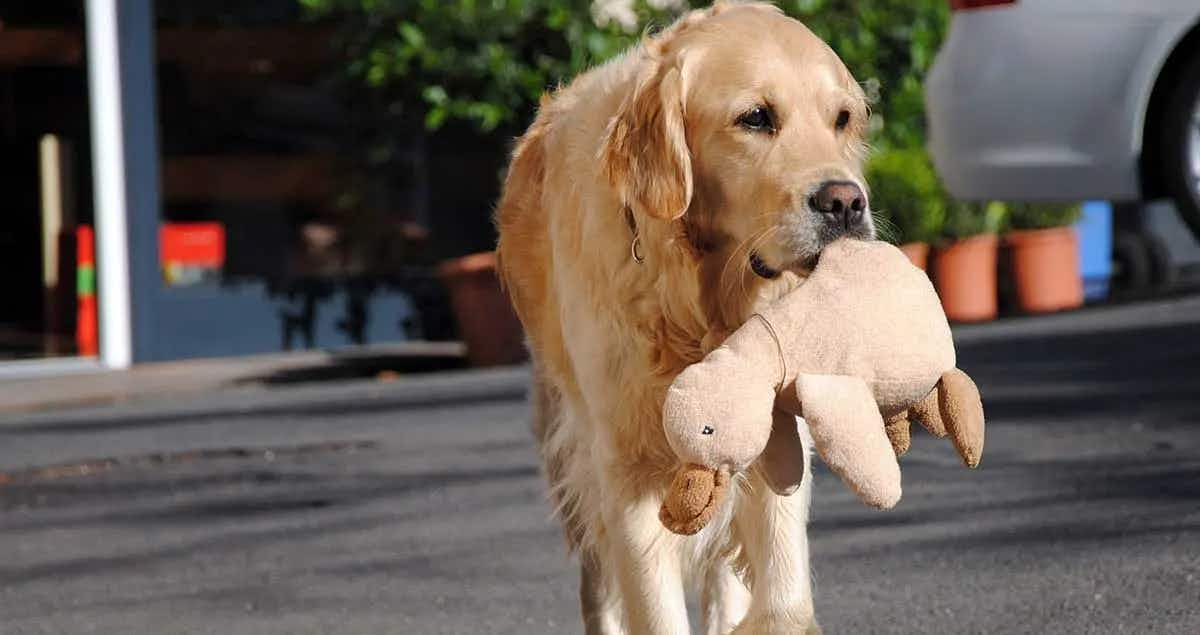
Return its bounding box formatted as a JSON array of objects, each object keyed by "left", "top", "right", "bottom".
[
  {"left": 938, "top": 368, "right": 986, "bottom": 468},
  {"left": 884, "top": 411, "right": 911, "bottom": 457},
  {"left": 659, "top": 464, "right": 731, "bottom": 535},
  {"left": 796, "top": 374, "right": 902, "bottom": 509},
  {"left": 759, "top": 409, "right": 807, "bottom": 496}
]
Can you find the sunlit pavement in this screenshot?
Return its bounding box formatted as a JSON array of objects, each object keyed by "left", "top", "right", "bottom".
[{"left": 2, "top": 296, "right": 1199, "bottom": 634}]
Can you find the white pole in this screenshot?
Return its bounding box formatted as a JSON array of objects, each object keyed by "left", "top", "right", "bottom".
[
  {"left": 39, "top": 134, "right": 75, "bottom": 355},
  {"left": 84, "top": 0, "right": 133, "bottom": 369}
]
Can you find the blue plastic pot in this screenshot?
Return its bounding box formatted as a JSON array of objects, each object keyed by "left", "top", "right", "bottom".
[{"left": 1075, "top": 201, "right": 1113, "bottom": 302}]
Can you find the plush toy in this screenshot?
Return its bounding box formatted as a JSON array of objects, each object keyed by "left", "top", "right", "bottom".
[{"left": 659, "top": 239, "right": 985, "bottom": 535}]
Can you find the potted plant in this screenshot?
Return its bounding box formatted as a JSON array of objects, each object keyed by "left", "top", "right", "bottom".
[
  {"left": 932, "top": 200, "right": 1007, "bottom": 323},
  {"left": 1003, "top": 202, "right": 1084, "bottom": 314},
  {"left": 436, "top": 251, "right": 529, "bottom": 367},
  {"left": 866, "top": 147, "right": 945, "bottom": 269}
]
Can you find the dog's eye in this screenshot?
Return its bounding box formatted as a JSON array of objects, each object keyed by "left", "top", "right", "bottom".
[
  {"left": 737, "top": 106, "right": 775, "bottom": 133},
  {"left": 835, "top": 109, "right": 851, "bottom": 131}
]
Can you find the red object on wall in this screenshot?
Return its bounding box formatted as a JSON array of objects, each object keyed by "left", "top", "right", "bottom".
[
  {"left": 77, "top": 225, "right": 95, "bottom": 266},
  {"left": 76, "top": 225, "right": 98, "bottom": 357},
  {"left": 160, "top": 222, "right": 225, "bottom": 267}
]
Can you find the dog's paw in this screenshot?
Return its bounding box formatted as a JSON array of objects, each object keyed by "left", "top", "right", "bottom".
[{"left": 732, "top": 611, "right": 821, "bottom": 635}]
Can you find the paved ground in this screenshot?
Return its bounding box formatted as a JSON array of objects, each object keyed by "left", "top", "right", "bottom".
[
  {"left": 1, "top": 296, "right": 1199, "bottom": 634},
  {"left": 0, "top": 341, "right": 467, "bottom": 414}
]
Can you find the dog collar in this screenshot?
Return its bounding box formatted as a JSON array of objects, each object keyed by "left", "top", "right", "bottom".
[{"left": 625, "top": 206, "right": 645, "bottom": 264}]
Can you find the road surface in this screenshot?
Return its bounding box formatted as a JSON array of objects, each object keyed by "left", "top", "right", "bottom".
[{"left": 2, "top": 296, "right": 1199, "bottom": 634}]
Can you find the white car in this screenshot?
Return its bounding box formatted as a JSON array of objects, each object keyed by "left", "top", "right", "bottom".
[{"left": 925, "top": 0, "right": 1200, "bottom": 238}]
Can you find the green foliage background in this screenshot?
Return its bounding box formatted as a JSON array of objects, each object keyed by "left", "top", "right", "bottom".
[
  {"left": 865, "top": 147, "right": 946, "bottom": 244},
  {"left": 299, "top": 0, "right": 679, "bottom": 133},
  {"left": 780, "top": 0, "right": 949, "bottom": 150},
  {"left": 1007, "top": 203, "right": 1084, "bottom": 231},
  {"left": 300, "top": 0, "right": 947, "bottom": 147},
  {"left": 301, "top": 1, "right": 1079, "bottom": 242}
]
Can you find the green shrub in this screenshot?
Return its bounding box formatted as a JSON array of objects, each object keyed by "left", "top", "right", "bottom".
[
  {"left": 302, "top": 0, "right": 951, "bottom": 146},
  {"left": 299, "top": 0, "right": 958, "bottom": 256},
  {"left": 865, "top": 147, "right": 945, "bottom": 244},
  {"left": 299, "top": 0, "right": 684, "bottom": 133},
  {"left": 1007, "top": 202, "right": 1083, "bottom": 231},
  {"left": 942, "top": 200, "right": 1008, "bottom": 240}
]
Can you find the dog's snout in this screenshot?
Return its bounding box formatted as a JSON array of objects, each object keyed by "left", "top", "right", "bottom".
[{"left": 808, "top": 181, "right": 867, "bottom": 230}]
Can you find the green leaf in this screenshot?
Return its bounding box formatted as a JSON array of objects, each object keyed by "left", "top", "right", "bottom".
[
  {"left": 425, "top": 106, "right": 448, "bottom": 130},
  {"left": 422, "top": 85, "right": 449, "bottom": 105},
  {"left": 397, "top": 21, "right": 425, "bottom": 48}
]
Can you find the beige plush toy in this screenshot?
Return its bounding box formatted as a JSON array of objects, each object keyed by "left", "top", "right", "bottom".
[{"left": 659, "top": 239, "right": 985, "bottom": 535}]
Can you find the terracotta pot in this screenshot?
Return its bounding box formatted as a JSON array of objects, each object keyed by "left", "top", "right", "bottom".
[
  {"left": 932, "top": 233, "right": 999, "bottom": 323},
  {"left": 1005, "top": 226, "right": 1084, "bottom": 314},
  {"left": 898, "top": 242, "right": 930, "bottom": 271},
  {"left": 438, "top": 251, "right": 528, "bottom": 367}
]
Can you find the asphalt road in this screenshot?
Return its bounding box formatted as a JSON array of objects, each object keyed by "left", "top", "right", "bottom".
[{"left": 2, "top": 296, "right": 1199, "bottom": 634}]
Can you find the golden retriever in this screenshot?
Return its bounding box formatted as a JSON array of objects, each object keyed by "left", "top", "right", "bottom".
[{"left": 496, "top": 3, "right": 871, "bottom": 632}]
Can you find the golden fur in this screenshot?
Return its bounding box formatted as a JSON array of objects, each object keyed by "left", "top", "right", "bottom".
[{"left": 495, "top": 3, "right": 871, "bottom": 633}]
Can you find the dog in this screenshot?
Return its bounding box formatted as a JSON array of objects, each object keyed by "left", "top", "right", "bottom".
[{"left": 495, "top": 3, "right": 872, "bottom": 633}]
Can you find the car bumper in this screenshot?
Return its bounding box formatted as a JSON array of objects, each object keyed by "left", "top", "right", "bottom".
[{"left": 925, "top": 6, "right": 1184, "bottom": 202}]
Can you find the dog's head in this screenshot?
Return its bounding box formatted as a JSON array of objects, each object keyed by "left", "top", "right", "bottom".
[{"left": 603, "top": 3, "right": 872, "bottom": 297}]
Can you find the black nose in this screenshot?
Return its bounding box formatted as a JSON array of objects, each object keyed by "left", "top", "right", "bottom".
[{"left": 809, "top": 181, "right": 867, "bottom": 230}]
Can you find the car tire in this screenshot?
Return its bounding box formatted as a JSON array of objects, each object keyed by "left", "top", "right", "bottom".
[
  {"left": 1142, "top": 232, "right": 1177, "bottom": 290},
  {"left": 1112, "top": 230, "right": 1152, "bottom": 295},
  {"left": 1159, "top": 54, "right": 1200, "bottom": 239}
]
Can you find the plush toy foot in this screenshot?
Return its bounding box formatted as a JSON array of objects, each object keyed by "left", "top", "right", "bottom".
[
  {"left": 659, "top": 465, "right": 730, "bottom": 535},
  {"left": 938, "top": 368, "right": 985, "bottom": 468},
  {"left": 906, "top": 370, "right": 986, "bottom": 467},
  {"left": 884, "top": 412, "right": 911, "bottom": 457},
  {"left": 910, "top": 389, "right": 948, "bottom": 438}
]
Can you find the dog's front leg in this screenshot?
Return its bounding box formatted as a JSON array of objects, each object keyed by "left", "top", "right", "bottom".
[
  {"left": 732, "top": 423, "right": 820, "bottom": 634},
  {"left": 701, "top": 557, "right": 752, "bottom": 635},
  {"left": 601, "top": 490, "right": 691, "bottom": 635}
]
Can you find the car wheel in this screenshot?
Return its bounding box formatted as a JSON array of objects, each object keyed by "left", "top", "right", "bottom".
[
  {"left": 1142, "top": 232, "right": 1177, "bottom": 291},
  {"left": 1112, "top": 230, "right": 1152, "bottom": 295},
  {"left": 1160, "top": 54, "right": 1200, "bottom": 238},
  {"left": 1111, "top": 229, "right": 1176, "bottom": 297}
]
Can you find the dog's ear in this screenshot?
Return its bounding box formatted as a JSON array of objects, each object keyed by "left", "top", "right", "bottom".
[{"left": 602, "top": 63, "right": 693, "bottom": 221}]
